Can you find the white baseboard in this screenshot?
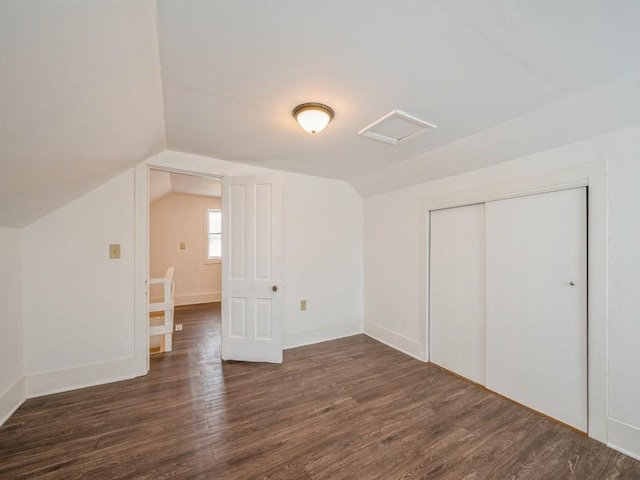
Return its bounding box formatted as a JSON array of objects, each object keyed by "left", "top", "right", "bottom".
[
  {"left": 26, "top": 357, "right": 141, "bottom": 398},
  {"left": 364, "top": 322, "right": 423, "bottom": 361},
  {"left": 0, "top": 377, "right": 26, "bottom": 427},
  {"left": 608, "top": 417, "right": 640, "bottom": 461},
  {"left": 284, "top": 321, "right": 363, "bottom": 349},
  {"left": 174, "top": 291, "right": 221, "bottom": 306}
]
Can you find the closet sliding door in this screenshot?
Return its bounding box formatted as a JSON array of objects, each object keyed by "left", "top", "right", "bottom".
[
  {"left": 485, "top": 188, "right": 587, "bottom": 432},
  {"left": 430, "top": 203, "right": 486, "bottom": 385}
]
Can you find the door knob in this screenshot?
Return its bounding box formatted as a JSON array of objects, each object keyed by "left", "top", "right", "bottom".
[
  {"left": 272, "top": 285, "right": 278, "bottom": 292},
  {"left": 569, "top": 281, "right": 576, "bottom": 286}
]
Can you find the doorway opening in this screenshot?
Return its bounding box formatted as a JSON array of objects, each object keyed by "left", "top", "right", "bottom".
[
  {"left": 135, "top": 162, "right": 284, "bottom": 371},
  {"left": 147, "top": 168, "right": 223, "bottom": 365}
]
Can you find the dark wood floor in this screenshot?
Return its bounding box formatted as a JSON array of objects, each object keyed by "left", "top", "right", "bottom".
[{"left": 1, "top": 303, "right": 638, "bottom": 479}]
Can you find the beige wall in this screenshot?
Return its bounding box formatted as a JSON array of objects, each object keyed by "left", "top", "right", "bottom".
[{"left": 150, "top": 193, "right": 221, "bottom": 305}]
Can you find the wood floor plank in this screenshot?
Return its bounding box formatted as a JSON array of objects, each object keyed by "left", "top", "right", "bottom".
[{"left": 1, "top": 302, "right": 639, "bottom": 479}]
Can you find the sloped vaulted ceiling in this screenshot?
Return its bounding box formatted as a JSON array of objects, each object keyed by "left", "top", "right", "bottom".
[
  {"left": 0, "top": 0, "right": 166, "bottom": 227},
  {"left": 2, "top": 0, "right": 640, "bottom": 226}
]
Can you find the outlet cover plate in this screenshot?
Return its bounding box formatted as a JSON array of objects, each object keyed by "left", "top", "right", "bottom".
[{"left": 109, "top": 244, "right": 121, "bottom": 259}]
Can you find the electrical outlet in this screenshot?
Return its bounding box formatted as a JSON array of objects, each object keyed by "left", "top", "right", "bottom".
[
  {"left": 109, "top": 244, "right": 120, "bottom": 259},
  {"left": 175, "top": 324, "right": 183, "bottom": 332},
  {"left": 300, "top": 300, "right": 307, "bottom": 311}
]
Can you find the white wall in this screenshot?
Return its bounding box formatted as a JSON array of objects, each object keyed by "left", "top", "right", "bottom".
[
  {"left": 605, "top": 131, "right": 640, "bottom": 459},
  {"left": 364, "top": 187, "right": 422, "bottom": 347},
  {"left": 150, "top": 193, "right": 222, "bottom": 305},
  {"left": 363, "top": 124, "right": 640, "bottom": 459},
  {"left": 282, "top": 173, "right": 363, "bottom": 348},
  {"left": 0, "top": 227, "right": 24, "bottom": 424},
  {"left": 22, "top": 169, "right": 137, "bottom": 396},
  {"left": 11, "top": 151, "right": 363, "bottom": 404}
]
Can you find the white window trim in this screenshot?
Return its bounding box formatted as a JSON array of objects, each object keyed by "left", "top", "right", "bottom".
[{"left": 204, "top": 207, "right": 221, "bottom": 264}]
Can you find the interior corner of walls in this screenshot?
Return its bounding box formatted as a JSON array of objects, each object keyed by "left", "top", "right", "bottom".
[
  {"left": 284, "top": 322, "right": 363, "bottom": 350},
  {"left": 607, "top": 418, "right": 640, "bottom": 461},
  {"left": 25, "top": 358, "right": 140, "bottom": 399},
  {"left": 0, "top": 377, "right": 26, "bottom": 427},
  {"left": 364, "top": 322, "right": 423, "bottom": 361}
]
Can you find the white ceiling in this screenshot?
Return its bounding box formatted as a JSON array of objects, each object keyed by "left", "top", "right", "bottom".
[
  {"left": 157, "top": 0, "right": 640, "bottom": 183},
  {"left": 1, "top": 1, "right": 640, "bottom": 226}
]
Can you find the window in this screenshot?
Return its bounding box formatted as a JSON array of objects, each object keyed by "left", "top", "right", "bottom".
[{"left": 206, "top": 208, "right": 221, "bottom": 262}]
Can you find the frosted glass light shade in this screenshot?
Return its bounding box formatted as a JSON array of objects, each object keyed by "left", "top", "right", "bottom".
[{"left": 293, "top": 103, "right": 334, "bottom": 134}]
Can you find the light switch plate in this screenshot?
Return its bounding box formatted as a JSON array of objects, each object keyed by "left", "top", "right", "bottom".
[
  {"left": 180, "top": 241, "right": 186, "bottom": 250},
  {"left": 301, "top": 300, "right": 307, "bottom": 311},
  {"left": 109, "top": 244, "right": 121, "bottom": 259}
]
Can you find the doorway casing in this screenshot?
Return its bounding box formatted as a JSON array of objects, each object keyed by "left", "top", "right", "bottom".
[
  {"left": 134, "top": 164, "right": 224, "bottom": 373},
  {"left": 134, "top": 154, "right": 283, "bottom": 374}
]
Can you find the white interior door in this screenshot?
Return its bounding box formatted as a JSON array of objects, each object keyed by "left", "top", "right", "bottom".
[
  {"left": 222, "top": 175, "right": 283, "bottom": 363},
  {"left": 485, "top": 188, "right": 587, "bottom": 431},
  {"left": 430, "top": 203, "right": 486, "bottom": 384}
]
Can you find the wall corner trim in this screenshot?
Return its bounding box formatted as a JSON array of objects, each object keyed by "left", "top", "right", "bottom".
[{"left": 0, "top": 377, "right": 27, "bottom": 427}]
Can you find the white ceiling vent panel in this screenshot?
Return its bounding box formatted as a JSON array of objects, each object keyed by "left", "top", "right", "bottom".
[{"left": 358, "top": 109, "right": 437, "bottom": 145}]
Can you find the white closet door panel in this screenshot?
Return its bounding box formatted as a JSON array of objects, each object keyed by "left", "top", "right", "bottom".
[
  {"left": 485, "top": 188, "right": 587, "bottom": 431},
  {"left": 430, "top": 203, "right": 486, "bottom": 384}
]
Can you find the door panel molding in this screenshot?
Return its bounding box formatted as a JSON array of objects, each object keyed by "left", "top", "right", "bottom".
[{"left": 222, "top": 175, "right": 283, "bottom": 363}]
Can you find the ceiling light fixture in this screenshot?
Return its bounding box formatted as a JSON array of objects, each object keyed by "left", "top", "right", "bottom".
[{"left": 292, "top": 103, "right": 334, "bottom": 134}]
